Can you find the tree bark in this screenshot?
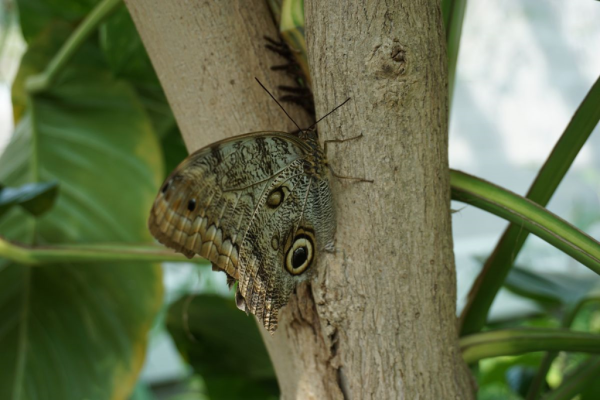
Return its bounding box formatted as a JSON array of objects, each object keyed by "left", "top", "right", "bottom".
[
  {"left": 303, "top": 1, "right": 474, "bottom": 398},
  {"left": 124, "top": 0, "right": 311, "bottom": 150},
  {"left": 125, "top": 0, "right": 474, "bottom": 398}
]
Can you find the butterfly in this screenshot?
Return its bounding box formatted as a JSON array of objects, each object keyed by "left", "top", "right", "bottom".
[
  {"left": 151, "top": 133, "right": 342, "bottom": 334},
  {"left": 147, "top": 83, "right": 367, "bottom": 332}
]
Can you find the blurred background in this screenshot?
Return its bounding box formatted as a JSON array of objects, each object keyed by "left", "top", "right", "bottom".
[{"left": 1, "top": 0, "right": 599, "bottom": 399}]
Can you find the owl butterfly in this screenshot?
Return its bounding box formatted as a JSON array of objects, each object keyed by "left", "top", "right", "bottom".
[{"left": 148, "top": 88, "right": 358, "bottom": 333}]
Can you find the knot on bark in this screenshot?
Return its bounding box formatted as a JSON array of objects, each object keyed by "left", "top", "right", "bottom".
[{"left": 366, "top": 38, "right": 407, "bottom": 79}]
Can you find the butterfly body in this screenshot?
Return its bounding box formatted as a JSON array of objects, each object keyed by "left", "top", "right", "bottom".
[{"left": 148, "top": 130, "right": 335, "bottom": 332}]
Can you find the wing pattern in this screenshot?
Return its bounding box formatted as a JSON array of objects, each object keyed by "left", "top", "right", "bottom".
[{"left": 148, "top": 131, "right": 336, "bottom": 332}]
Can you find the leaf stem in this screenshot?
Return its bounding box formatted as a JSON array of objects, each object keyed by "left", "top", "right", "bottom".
[{"left": 0, "top": 236, "right": 205, "bottom": 265}]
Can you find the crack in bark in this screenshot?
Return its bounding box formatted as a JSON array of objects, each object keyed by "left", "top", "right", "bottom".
[
  {"left": 330, "top": 329, "right": 350, "bottom": 400},
  {"left": 287, "top": 278, "right": 352, "bottom": 399}
]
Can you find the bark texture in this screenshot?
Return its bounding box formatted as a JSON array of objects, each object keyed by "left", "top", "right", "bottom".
[{"left": 125, "top": 0, "right": 473, "bottom": 398}]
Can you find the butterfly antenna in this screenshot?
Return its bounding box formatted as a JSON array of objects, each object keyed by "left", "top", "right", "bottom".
[
  {"left": 255, "top": 77, "right": 303, "bottom": 133},
  {"left": 307, "top": 97, "right": 351, "bottom": 130}
]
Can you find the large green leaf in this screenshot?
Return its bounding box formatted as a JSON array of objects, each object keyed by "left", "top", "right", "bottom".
[
  {"left": 0, "top": 30, "right": 164, "bottom": 400},
  {"left": 167, "top": 295, "right": 278, "bottom": 400},
  {"left": 99, "top": 6, "right": 187, "bottom": 174},
  {"left": 99, "top": 6, "right": 178, "bottom": 140},
  {"left": 11, "top": 21, "right": 106, "bottom": 122}
]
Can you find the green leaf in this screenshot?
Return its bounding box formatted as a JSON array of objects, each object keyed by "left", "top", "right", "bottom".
[
  {"left": 99, "top": 6, "right": 156, "bottom": 86},
  {"left": 580, "top": 363, "right": 600, "bottom": 400},
  {"left": 24, "top": 0, "right": 122, "bottom": 94},
  {"left": 279, "top": 0, "right": 310, "bottom": 87},
  {"left": 99, "top": 6, "right": 178, "bottom": 139},
  {"left": 504, "top": 266, "right": 600, "bottom": 309},
  {"left": 0, "top": 0, "right": 18, "bottom": 60},
  {"left": 99, "top": 4, "right": 186, "bottom": 175},
  {"left": 478, "top": 353, "right": 544, "bottom": 388},
  {"left": 11, "top": 21, "right": 109, "bottom": 121},
  {"left": 450, "top": 170, "right": 600, "bottom": 275},
  {"left": 15, "top": 0, "right": 101, "bottom": 42},
  {"left": 460, "top": 74, "right": 600, "bottom": 336},
  {"left": 460, "top": 328, "right": 600, "bottom": 364},
  {"left": 0, "top": 181, "right": 58, "bottom": 218},
  {"left": 167, "top": 294, "right": 279, "bottom": 400},
  {"left": 441, "top": 0, "right": 467, "bottom": 106},
  {"left": 478, "top": 384, "right": 523, "bottom": 400},
  {"left": 0, "top": 28, "right": 164, "bottom": 400},
  {"left": 128, "top": 383, "right": 158, "bottom": 400}
]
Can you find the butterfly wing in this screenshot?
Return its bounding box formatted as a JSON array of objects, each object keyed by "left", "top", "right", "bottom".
[
  {"left": 235, "top": 159, "right": 336, "bottom": 331},
  {"left": 148, "top": 131, "right": 335, "bottom": 332}
]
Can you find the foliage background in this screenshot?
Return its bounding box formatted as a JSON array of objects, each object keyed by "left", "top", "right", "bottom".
[{"left": 0, "top": 0, "right": 599, "bottom": 399}]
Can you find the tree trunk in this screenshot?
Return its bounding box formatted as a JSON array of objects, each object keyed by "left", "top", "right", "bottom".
[{"left": 125, "top": 0, "right": 474, "bottom": 398}]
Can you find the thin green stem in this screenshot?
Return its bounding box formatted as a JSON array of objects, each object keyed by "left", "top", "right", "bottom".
[
  {"left": 460, "top": 328, "right": 600, "bottom": 364},
  {"left": 25, "top": 0, "right": 122, "bottom": 93},
  {"left": 0, "top": 236, "right": 205, "bottom": 265},
  {"left": 459, "top": 74, "right": 600, "bottom": 336}
]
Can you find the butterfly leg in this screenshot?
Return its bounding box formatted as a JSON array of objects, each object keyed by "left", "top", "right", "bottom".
[
  {"left": 323, "top": 133, "right": 365, "bottom": 155},
  {"left": 324, "top": 134, "right": 373, "bottom": 182},
  {"left": 328, "top": 165, "right": 374, "bottom": 183}
]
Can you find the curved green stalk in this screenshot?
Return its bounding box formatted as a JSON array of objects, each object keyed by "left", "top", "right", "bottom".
[
  {"left": 25, "top": 0, "right": 122, "bottom": 93},
  {"left": 460, "top": 328, "right": 600, "bottom": 364},
  {"left": 0, "top": 236, "right": 206, "bottom": 265},
  {"left": 459, "top": 75, "right": 600, "bottom": 336},
  {"left": 451, "top": 170, "right": 600, "bottom": 274}
]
